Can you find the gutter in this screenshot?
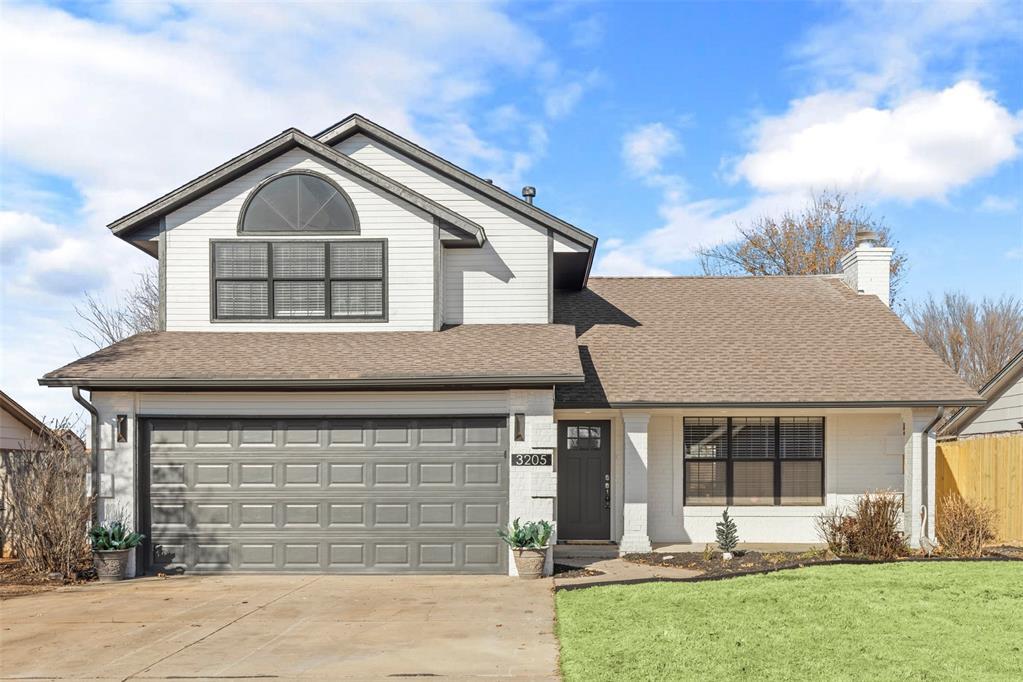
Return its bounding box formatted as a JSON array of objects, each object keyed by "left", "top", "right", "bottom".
[
  {"left": 921, "top": 405, "right": 945, "bottom": 539},
  {"left": 71, "top": 386, "right": 100, "bottom": 526},
  {"left": 39, "top": 374, "right": 586, "bottom": 389},
  {"left": 557, "top": 399, "right": 986, "bottom": 409}
]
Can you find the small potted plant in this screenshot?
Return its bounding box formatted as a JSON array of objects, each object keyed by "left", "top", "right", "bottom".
[
  {"left": 498, "top": 518, "right": 552, "bottom": 579},
  {"left": 716, "top": 508, "right": 739, "bottom": 561},
  {"left": 89, "top": 521, "right": 145, "bottom": 582}
]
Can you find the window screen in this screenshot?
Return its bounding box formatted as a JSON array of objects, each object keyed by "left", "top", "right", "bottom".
[
  {"left": 212, "top": 240, "right": 385, "bottom": 321},
  {"left": 240, "top": 172, "right": 358, "bottom": 233},
  {"left": 684, "top": 417, "right": 824, "bottom": 506}
]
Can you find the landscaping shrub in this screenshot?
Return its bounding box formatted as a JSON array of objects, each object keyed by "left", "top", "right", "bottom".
[
  {"left": 937, "top": 493, "right": 996, "bottom": 557},
  {"left": 815, "top": 490, "right": 906, "bottom": 560},
  {"left": 0, "top": 419, "right": 92, "bottom": 577}
]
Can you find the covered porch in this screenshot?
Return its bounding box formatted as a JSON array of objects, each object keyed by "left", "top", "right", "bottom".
[{"left": 553, "top": 407, "right": 942, "bottom": 552}]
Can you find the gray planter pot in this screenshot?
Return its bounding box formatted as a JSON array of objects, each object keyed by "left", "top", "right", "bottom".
[
  {"left": 512, "top": 547, "right": 548, "bottom": 579},
  {"left": 93, "top": 549, "right": 131, "bottom": 582}
]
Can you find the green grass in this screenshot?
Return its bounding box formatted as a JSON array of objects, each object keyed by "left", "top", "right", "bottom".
[{"left": 556, "top": 563, "right": 1023, "bottom": 681}]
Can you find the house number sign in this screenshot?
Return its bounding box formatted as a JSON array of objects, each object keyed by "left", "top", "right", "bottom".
[{"left": 511, "top": 452, "right": 552, "bottom": 466}]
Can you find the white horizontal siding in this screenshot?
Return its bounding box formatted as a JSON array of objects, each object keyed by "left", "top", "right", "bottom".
[
  {"left": 164, "top": 149, "right": 435, "bottom": 331},
  {"left": 335, "top": 134, "right": 549, "bottom": 325},
  {"left": 962, "top": 374, "right": 1023, "bottom": 436}
]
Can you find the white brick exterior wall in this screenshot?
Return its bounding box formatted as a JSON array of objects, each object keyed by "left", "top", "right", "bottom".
[
  {"left": 556, "top": 407, "right": 934, "bottom": 547},
  {"left": 841, "top": 245, "right": 894, "bottom": 307}
]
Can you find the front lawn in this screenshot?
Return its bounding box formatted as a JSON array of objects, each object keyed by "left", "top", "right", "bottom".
[{"left": 556, "top": 562, "right": 1023, "bottom": 681}]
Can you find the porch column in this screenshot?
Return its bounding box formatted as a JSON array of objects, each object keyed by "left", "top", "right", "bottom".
[
  {"left": 620, "top": 412, "right": 652, "bottom": 554},
  {"left": 902, "top": 408, "right": 939, "bottom": 547}
]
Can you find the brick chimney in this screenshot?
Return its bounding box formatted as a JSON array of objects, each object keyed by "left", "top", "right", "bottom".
[{"left": 841, "top": 230, "right": 893, "bottom": 307}]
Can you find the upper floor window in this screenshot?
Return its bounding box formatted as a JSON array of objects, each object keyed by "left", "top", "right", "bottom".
[
  {"left": 239, "top": 171, "right": 358, "bottom": 234},
  {"left": 212, "top": 240, "right": 386, "bottom": 322}
]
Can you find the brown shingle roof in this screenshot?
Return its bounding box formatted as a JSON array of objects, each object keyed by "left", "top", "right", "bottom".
[
  {"left": 39, "top": 325, "right": 584, "bottom": 388},
  {"left": 555, "top": 276, "right": 981, "bottom": 407}
]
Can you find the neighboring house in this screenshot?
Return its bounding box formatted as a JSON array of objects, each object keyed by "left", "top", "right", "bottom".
[
  {"left": 0, "top": 390, "right": 86, "bottom": 554},
  {"left": 39, "top": 114, "right": 981, "bottom": 577},
  {"left": 940, "top": 349, "right": 1023, "bottom": 439}
]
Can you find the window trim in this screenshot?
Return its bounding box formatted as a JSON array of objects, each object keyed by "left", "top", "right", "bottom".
[
  {"left": 682, "top": 416, "right": 825, "bottom": 507},
  {"left": 209, "top": 238, "right": 388, "bottom": 323},
  {"left": 236, "top": 169, "right": 361, "bottom": 236}
]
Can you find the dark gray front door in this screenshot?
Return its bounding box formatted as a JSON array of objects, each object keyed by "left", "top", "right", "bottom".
[
  {"left": 143, "top": 417, "right": 508, "bottom": 574},
  {"left": 557, "top": 421, "right": 610, "bottom": 540}
]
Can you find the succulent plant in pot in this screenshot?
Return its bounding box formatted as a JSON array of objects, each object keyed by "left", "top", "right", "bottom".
[
  {"left": 89, "top": 521, "right": 145, "bottom": 582},
  {"left": 498, "top": 518, "right": 552, "bottom": 579}
]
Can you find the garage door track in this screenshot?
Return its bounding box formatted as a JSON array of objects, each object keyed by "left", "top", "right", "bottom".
[{"left": 0, "top": 574, "right": 558, "bottom": 680}]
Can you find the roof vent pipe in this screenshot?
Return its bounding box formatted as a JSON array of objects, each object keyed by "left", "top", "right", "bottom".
[
  {"left": 522, "top": 186, "right": 536, "bottom": 204},
  {"left": 855, "top": 229, "right": 879, "bottom": 247}
]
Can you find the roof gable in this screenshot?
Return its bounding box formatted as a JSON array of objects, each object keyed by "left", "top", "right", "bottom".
[
  {"left": 108, "top": 129, "right": 486, "bottom": 247},
  {"left": 316, "top": 114, "right": 597, "bottom": 256},
  {"left": 940, "top": 348, "right": 1023, "bottom": 436}
]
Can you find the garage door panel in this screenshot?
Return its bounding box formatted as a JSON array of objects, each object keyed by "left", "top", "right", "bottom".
[
  {"left": 147, "top": 417, "right": 507, "bottom": 574},
  {"left": 151, "top": 536, "right": 506, "bottom": 573}
]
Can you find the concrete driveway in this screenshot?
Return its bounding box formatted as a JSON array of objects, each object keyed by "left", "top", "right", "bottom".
[{"left": 0, "top": 574, "right": 558, "bottom": 680}]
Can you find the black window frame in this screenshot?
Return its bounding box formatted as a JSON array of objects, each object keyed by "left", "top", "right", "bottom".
[
  {"left": 210, "top": 238, "right": 387, "bottom": 323},
  {"left": 683, "top": 416, "right": 825, "bottom": 507},
  {"left": 236, "top": 169, "right": 360, "bottom": 236}
]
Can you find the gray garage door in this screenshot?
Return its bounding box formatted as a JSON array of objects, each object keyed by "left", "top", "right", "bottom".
[{"left": 144, "top": 417, "right": 508, "bottom": 574}]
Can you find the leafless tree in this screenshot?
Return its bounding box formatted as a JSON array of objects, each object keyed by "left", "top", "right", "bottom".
[
  {"left": 905, "top": 292, "right": 1023, "bottom": 389},
  {"left": 698, "top": 190, "right": 907, "bottom": 301},
  {"left": 72, "top": 268, "right": 159, "bottom": 348},
  {"left": 0, "top": 419, "right": 92, "bottom": 577}
]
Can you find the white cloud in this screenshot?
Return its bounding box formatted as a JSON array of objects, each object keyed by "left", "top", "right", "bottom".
[
  {"left": 0, "top": 2, "right": 553, "bottom": 225},
  {"left": 543, "top": 70, "right": 601, "bottom": 120},
  {"left": 622, "top": 123, "right": 682, "bottom": 176},
  {"left": 979, "top": 194, "right": 1019, "bottom": 213},
  {"left": 570, "top": 15, "right": 605, "bottom": 50},
  {"left": 736, "top": 81, "right": 1023, "bottom": 201},
  {"left": 1006, "top": 247, "right": 1023, "bottom": 260},
  {"left": 0, "top": 1, "right": 591, "bottom": 420}
]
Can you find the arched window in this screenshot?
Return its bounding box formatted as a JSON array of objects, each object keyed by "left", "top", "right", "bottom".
[{"left": 239, "top": 170, "right": 358, "bottom": 234}]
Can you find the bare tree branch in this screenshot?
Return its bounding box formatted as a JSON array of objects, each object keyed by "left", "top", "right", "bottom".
[
  {"left": 72, "top": 268, "right": 159, "bottom": 349},
  {"left": 905, "top": 293, "right": 1023, "bottom": 390},
  {"left": 697, "top": 190, "right": 907, "bottom": 302}
]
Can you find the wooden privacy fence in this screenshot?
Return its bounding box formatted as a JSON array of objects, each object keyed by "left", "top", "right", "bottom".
[{"left": 936, "top": 433, "right": 1023, "bottom": 544}]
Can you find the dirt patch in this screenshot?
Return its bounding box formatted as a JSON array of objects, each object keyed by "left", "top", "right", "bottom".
[
  {"left": 553, "top": 563, "right": 605, "bottom": 579},
  {"left": 0, "top": 558, "right": 94, "bottom": 599},
  {"left": 624, "top": 549, "right": 836, "bottom": 577}
]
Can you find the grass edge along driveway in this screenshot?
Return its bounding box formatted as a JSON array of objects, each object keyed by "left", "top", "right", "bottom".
[{"left": 556, "top": 562, "right": 1023, "bottom": 681}]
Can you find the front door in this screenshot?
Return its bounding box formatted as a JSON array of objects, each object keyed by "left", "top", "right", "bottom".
[{"left": 557, "top": 421, "right": 611, "bottom": 540}]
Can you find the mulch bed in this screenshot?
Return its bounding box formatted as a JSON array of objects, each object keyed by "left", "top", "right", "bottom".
[
  {"left": 625, "top": 549, "right": 836, "bottom": 577},
  {"left": 624, "top": 545, "right": 1023, "bottom": 579},
  {"left": 553, "top": 563, "right": 606, "bottom": 578}
]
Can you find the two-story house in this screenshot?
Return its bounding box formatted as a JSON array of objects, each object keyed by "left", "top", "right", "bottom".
[{"left": 41, "top": 115, "right": 981, "bottom": 576}]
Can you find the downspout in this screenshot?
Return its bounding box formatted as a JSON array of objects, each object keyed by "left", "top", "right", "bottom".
[
  {"left": 72, "top": 386, "right": 100, "bottom": 526},
  {"left": 920, "top": 406, "right": 945, "bottom": 540}
]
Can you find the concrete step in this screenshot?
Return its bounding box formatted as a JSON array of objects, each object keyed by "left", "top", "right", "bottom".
[{"left": 553, "top": 543, "right": 619, "bottom": 560}]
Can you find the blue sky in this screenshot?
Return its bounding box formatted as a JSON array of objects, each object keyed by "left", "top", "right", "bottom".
[{"left": 1, "top": 0, "right": 1021, "bottom": 420}]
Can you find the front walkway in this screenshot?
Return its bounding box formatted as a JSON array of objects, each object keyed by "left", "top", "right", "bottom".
[{"left": 0, "top": 574, "right": 558, "bottom": 680}]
